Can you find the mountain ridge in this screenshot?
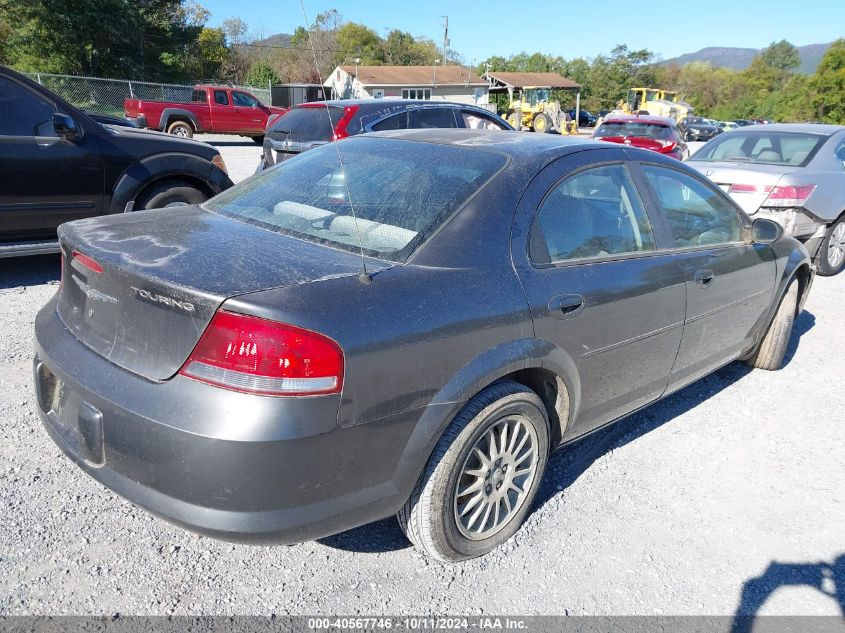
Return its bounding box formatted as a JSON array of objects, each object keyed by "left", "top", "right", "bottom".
[{"left": 662, "top": 42, "right": 833, "bottom": 73}]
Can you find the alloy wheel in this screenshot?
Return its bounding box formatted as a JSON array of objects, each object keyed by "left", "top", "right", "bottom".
[
  {"left": 827, "top": 222, "right": 845, "bottom": 270},
  {"left": 453, "top": 415, "right": 540, "bottom": 540}
]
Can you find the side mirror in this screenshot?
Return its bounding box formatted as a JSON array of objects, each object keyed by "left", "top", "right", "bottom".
[
  {"left": 752, "top": 217, "right": 783, "bottom": 244},
  {"left": 52, "top": 113, "right": 78, "bottom": 140}
]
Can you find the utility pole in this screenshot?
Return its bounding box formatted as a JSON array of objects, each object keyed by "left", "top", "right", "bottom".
[{"left": 441, "top": 16, "right": 449, "bottom": 64}]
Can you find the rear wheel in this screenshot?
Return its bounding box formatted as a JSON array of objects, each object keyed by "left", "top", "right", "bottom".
[
  {"left": 533, "top": 113, "right": 551, "bottom": 134},
  {"left": 507, "top": 113, "right": 522, "bottom": 129},
  {"left": 398, "top": 380, "right": 549, "bottom": 562},
  {"left": 135, "top": 180, "right": 208, "bottom": 210},
  {"left": 744, "top": 279, "right": 798, "bottom": 370},
  {"left": 816, "top": 217, "right": 845, "bottom": 276},
  {"left": 166, "top": 120, "right": 194, "bottom": 138}
]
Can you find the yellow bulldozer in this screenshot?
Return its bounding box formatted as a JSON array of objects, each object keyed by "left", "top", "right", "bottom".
[
  {"left": 506, "top": 87, "right": 578, "bottom": 134},
  {"left": 619, "top": 88, "right": 694, "bottom": 122}
]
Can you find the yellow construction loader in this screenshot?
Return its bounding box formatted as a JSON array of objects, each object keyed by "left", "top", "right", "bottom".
[
  {"left": 619, "top": 88, "right": 694, "bottom": 122},
  {"left": 506, "top": 88, "right": 578, "bottom": 134}
]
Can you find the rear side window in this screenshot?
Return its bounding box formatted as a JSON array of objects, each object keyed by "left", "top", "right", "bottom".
[
  {"left": 643, "top": 165, "right": 743, "bottom": 248},
  {"left": 532, "top": 164, "right": 656, "bottom": 263},
  {"left": 214, "top": 90, "right": 229, "bottom": 106},
  {"left": 461, "top": 111, "right": 507, "bottom": 130},
  {"left": 372, "top": 113, "right": 408, "bottom": 131},
  {"left": 191, "top": 89, "right": 207, "bottom": 103},
  {"left": 204, "top": 137, "right": 507, "bottom": 262},
  {"left": 270, "top": 106, "right": 343, "bottom": 142},
  {"left": 0, "top": 77, "right": 57, "bottom": 137},
  {"left": 408, "top": 108, "right": 457, "bottom": 129}
]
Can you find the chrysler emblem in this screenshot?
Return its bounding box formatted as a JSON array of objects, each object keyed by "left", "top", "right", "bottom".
[{"left": 72, "top": 276, "right": 118, "bottom": 304}]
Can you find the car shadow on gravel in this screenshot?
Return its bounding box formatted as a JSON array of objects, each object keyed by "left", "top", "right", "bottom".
[
  {"left": 0, "top": 254, "right": 60, "bottom": 290},
  {"left": 310, "top": 310, "right": 816, "bottom": 556},
  {"left": 532, "top": 308, "right": 816, "bottom": 522},
  {"left": 730, "top": 554, "right": 844, "bottom": 631}
]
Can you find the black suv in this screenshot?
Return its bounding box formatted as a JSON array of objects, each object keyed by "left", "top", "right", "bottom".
[
  {"left": 0, "top": 66, "right": 233, "bottom": 257},
  {"left": 257, "top": 99, "right": 512, "bottom": 171}
]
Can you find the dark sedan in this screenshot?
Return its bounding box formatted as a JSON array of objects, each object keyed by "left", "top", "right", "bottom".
[
  {"left": 680, "top": 116, "right": 722, "bottom": 142},
  {"left": 35, "top": 130, "right": 813, "bottom": 562}
]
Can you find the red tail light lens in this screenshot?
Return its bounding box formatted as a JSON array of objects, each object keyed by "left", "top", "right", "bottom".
[
  {"left": 332, "top": 105, "right": 360, "bottom": 141},
  {"left": 763, "top": 184, "right": 817, "bottom": 207},
  {"left": 657, "top": 140, "right": 677, "bottom": 153},
  {"left": 729, "top": 184, "right": 774, "bottom": 194},
  {"left": 72, "top": 250, "right": 103, "bottom": 273},
  {"left": 180, "top": 311, "right": 344, "bottom": 397}
]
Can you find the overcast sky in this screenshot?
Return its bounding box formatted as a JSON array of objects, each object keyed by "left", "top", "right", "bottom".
[{"left": 201, "top": 0, "right": 844, "bottom": 64}]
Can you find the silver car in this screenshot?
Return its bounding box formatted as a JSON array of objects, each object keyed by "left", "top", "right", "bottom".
[{"left": 688, "top": 123, "right": 845, "bottom": 276}]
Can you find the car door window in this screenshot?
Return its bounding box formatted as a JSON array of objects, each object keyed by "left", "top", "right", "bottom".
[
  {"left": 461, "top": 111, "right": 507, "bottom": 130},
  {"left": 531, "top": 164, "right": 656, "bottom": 263},
  {"left": 191, "top": 89, "right": 207, "bottom": 103},
  {"left": 408, "top": 108, "right": 457, "bottom": 129},
  {"left": 372, "top": 113, "right": 408, "bottom": 131},
  {"left": 0, "top": 77, "right": 57, "bottom": 137},
  {"left": 642, "top": 165, "right": 743, "bottom": 248},
  {"left": 233, "top": 91, "right": 259, "bottom": 107},
  {"left": 214, "top": 90, "right": 229, "bottom": 106}
]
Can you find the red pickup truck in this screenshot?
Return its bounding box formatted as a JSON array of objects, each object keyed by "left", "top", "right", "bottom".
[{"left": 124, "top": 85, "right": 287, "bottom": 144}]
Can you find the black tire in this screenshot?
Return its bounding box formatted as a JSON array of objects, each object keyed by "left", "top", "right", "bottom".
[
  {"left": 532, "top": 113, "right": 552, "bottom": 134},
  {"left": 135, "top": 180, "right": 208, "bottom": 210},
  {"left": 251, "top": 135, "right": 265, "bottom": 145},
  {"left": 397, "top": 380, "right": 550, "bottom": 562},
  {"left": 166, "top": 120, "right": 194, "bottom": 138},
  {"left": 815, "top": 216, "right": 845, "bottom": 277},
  {"left": 745, "top": 279, "right": 798, "bottom": 370},
  {"left": 507, "top": 113, "right": 521, "bottom": 129}
]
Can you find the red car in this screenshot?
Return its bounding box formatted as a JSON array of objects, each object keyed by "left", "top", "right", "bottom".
[
  {"left": 124, "top": 85, "right": 287, "bottom": 144},
  {"left": 593, "top": 114, "right": 688, "bottom": 160}
]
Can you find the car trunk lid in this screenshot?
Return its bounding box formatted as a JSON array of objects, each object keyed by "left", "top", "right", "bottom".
[
  {"left": 56, "top": 206, "right": 384, "bottom": 381},
  {"left": 688, "top": 161, "right": 793, "bottom": 215}
]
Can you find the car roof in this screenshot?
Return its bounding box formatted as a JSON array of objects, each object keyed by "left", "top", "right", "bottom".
[
  {"left": 602, "top": 114, "right": 674, "bottom": 125},
  {"left": 296, "top": 99, "right": 493, "bottom": 112},
  {"left": 726, "top": 122, "right": 845, "bottom": 136},
  {"left": 353, "top": 128, "right": 616, "bottom": 169}
]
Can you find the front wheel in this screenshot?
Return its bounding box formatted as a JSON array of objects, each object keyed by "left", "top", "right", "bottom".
[
  {"left": 398, "top": 380, "right": 549, "bottom": 562},
  {"left": 135, "top": 180, "right": 208, "bottom": 210},
  {"left": 816, "top": 217, "right": 845, "bottom": 276}
]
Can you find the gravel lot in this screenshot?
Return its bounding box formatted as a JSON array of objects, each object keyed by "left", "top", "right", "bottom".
[
  {"left": 1, "top": 240, "right": 843, "bottom": 614},
  {"left": 205, "top": 134, "right": 264, "bottom": 184}
]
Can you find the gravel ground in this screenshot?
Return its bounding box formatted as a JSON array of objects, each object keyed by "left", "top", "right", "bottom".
[
  {"left": 204, "top": 134, "right": 264, "bottom": 184},
  {"left": 1, "top": 255, "right": 843, "bottom": 617}
]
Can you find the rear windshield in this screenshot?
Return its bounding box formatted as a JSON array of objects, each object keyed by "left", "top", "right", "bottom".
[
  {"left": 204, "top": 137, "right": 507, "bottom": 262},
  {"left": 596, "top": 122, "right": 672, "bottom": 140},
  {"left": 269, "top": 105, "right": 344, "bottom": 142},
  {"left": 690, "top": 131, "right": 826, "bottom": 166}
]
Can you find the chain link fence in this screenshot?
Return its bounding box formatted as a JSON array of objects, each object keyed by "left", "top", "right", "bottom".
[{"left": 24, "top": 72, "right": 272, "bottom": 118}]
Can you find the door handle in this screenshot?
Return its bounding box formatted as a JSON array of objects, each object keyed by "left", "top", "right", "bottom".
[
  {"left": 548, "top": 294, "right": 585, "bottom": 319},
  {"left": 695, "top": 269, "right": 715, "bottom": 287}
]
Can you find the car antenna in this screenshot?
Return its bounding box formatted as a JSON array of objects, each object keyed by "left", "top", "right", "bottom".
[{"left": 298, "top": 0, "right": 372, "bottom": 284}]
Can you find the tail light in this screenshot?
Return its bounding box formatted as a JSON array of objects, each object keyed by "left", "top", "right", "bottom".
[
  {"left": 180, "top": 310, "right": 344, "bottom": 397},
  {"left": 72, "top": 250, "right": 103, "bottom": 273},
  {"left": 762, "top": 184, "right": 817, "bottom": 208},
  {"left": 657, "top": 140, "right": 677, "bottom": 153},
  {"left": 332, "top": 105, "right": 360, "bottom": 141},
  {"left": 729, "top": 184, "right": 773, "bottom": 194}
]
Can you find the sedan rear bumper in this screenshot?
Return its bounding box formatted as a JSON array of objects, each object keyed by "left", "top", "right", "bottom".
[{"left": 33, "top": 296, "right": 421, "bottom": 544}]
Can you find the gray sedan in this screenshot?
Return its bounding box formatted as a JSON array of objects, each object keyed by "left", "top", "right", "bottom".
[
  {"left": 34, "top": 130, "right": 812, "bottom": 562},
  {"left": 688, "top": 123, "right": 845, "bottom": 276}
]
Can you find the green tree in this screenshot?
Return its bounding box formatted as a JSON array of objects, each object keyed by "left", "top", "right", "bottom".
[
  {"left": 245, "top": 60, "right": 280, "bottom": 87},
  {"left": 760, "top": 39, "right": 800, "bottom": 72},
  {"left": 334, "top": 22, "right": 383, "bottom": 65},
  {"left": 809, "top": 38, "right": 845, "bottom": 123}
]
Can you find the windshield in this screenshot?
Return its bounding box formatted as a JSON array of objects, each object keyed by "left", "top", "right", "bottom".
[
  {"left": 204, "top": 138, "right": 507, "bottom": 262},
  {"left": 595, "top": 122, "right": 673, "bottom": 140},
  {"left": 690, "top": 131, "right": 826, "bottom": 167}
]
